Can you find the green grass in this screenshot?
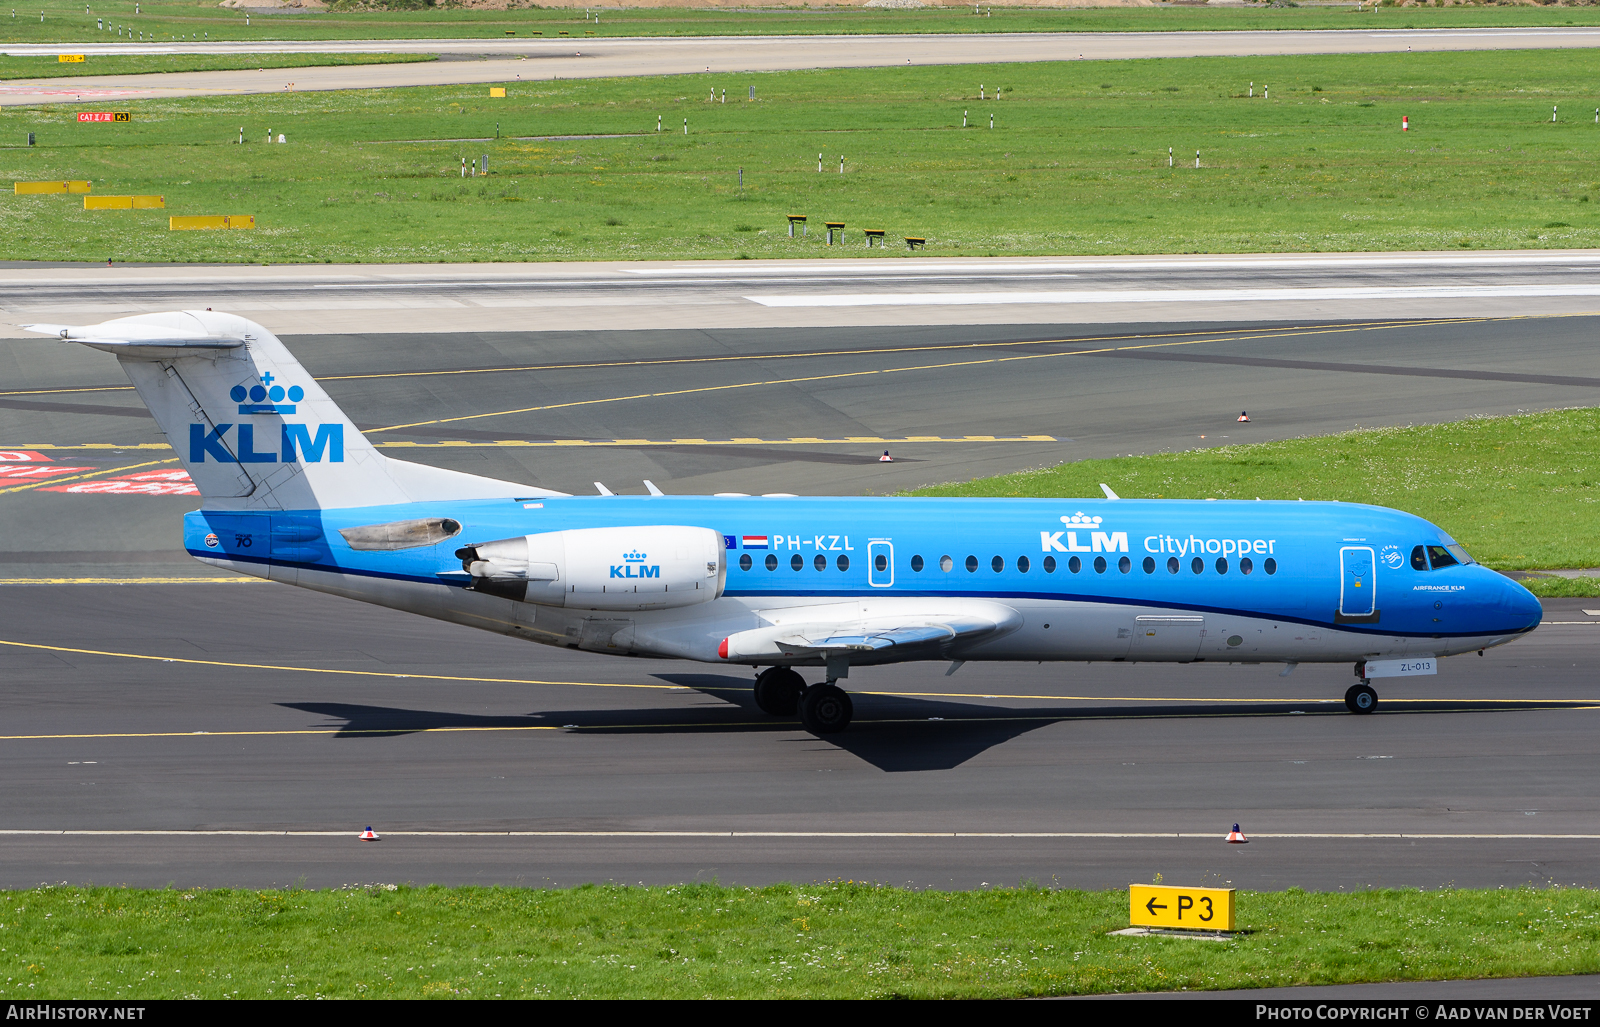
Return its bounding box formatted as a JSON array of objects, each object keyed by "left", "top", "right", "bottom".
[
  {"left": 4, "top": 48, "right": 1600, "bottom": 263},
  {"left": 1513, "top": 575, "right": 1600, "bottom": 598},
  {"left": 911, "top": 407, "right": 1600, "bottom": 573},
  {"left": 0, "top": 52, "right": 433, "bottom": 78},
  {"left": 3, "top": 882, "right": 1596, "bottom": 999},
  {"left": 6, "top": 0, "right": 1600, "bottom": 45}
]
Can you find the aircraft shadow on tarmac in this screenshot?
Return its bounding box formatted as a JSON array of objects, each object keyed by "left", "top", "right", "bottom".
[{"left": 278, "top": 679, "right": 1591, "bottom": 774}]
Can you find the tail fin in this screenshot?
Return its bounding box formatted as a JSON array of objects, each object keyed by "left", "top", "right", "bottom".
[{"left": 23, "top": 311, "right": 562, "bottom": 510}]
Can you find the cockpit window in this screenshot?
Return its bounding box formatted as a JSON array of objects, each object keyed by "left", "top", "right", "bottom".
[
  {"left": 1445, "top": 543, "right": 1475, "bottom": 566},
  {"left": 1427, "top": 545, "right": 1459, "bottom": 569},
  {"left": 1410, "top": 545, "right": 1428, "bottom": 571}
]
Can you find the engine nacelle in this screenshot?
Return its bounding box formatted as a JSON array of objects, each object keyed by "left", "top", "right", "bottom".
[{"left": 455, "top": 525, "right": 726, "bottom": 611}]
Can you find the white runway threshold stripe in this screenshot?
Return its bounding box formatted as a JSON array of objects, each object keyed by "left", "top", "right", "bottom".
[
  {"left": 1, "top": 830, "right": 1597, "bottom": 840},
  {"left": 746, "top": 284, "right": 1600, "bottom": 308}
]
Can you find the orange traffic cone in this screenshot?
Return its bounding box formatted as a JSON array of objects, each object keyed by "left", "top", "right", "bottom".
[
  {"left": 1237, "top": 412, "right": 1250, "bottom": 423},
  {"left": 879, "top": 450, "right": 893, "bottom": 463},
  {"left": 360, "top": 826, "right": 380, "bottom": 841},
  {"left": 1226, "top": 823, "right": 1248, "bottom": 843}
]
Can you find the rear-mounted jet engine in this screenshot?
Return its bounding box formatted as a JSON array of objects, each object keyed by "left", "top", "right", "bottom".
[{"left": 454, "top": 525, "right": 726, "bottom": 611}]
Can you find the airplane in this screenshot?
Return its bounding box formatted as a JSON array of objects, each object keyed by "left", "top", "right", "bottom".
[{"left": 21, "top": 311, "right": 1544, "bottom": 734}]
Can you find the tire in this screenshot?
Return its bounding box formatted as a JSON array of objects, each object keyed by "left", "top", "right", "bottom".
[
  {"left": 798, "top": 683, "right": 854, "bottom": 734},
  {"left": 753, "top": 667, "right": 805, "bottom": 716},
  {"left": 1345, "top": 683, "right": 1378, "bottom": 715}
]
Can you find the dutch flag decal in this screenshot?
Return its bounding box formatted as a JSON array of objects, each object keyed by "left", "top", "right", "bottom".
[{"left": 742, "top": 536, "right": 769, "bottom": 549}]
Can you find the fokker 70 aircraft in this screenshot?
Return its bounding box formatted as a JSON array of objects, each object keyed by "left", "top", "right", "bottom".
[{"left": 23, "top": 312, "right": 1543, "bottom": 734}]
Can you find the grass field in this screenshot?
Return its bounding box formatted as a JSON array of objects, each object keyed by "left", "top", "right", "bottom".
[
  {"left": 3, "top": 48, "right": 1600, "bottom": 262},
  {"left": 6, "top": 1, "right": 1600, "bottom": 44},
  {"left": 2, "top": 882, "right": 1596, "bottom": 999},
  {"left": 910, "top": 406, "right": 1600, "bottom": 588},
  {"left": 0, "top": 52, "right": 432, "bottom": 78}
]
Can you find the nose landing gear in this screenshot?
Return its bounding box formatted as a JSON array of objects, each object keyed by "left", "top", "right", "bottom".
[{"left": 1345, "top": 682, "right": 1378, "bottom": 714}]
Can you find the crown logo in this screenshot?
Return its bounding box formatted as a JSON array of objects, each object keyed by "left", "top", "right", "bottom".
[
  {"left": 623, "top": 550, "right": 649, "bottom": 562},
  {"left": 231, "top": 372, "right": 304, "bottom": 414},
  {"left": 1061, "top": 512, "right": 1103, "bottom": 526}
]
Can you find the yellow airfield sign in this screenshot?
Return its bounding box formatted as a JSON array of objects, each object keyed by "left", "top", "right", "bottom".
[
  {"left": 1129, "top": 884, "right": 1235, "bottom": 931},
  {"left": 59, "top": 54, "right": 85, "bottom": 63}
]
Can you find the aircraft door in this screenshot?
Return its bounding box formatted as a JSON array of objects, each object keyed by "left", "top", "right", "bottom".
[
  {"left": 1339, "top": 546, "right": 1376, "bottom": 618},
  {"left": 1130, "top": 615, "right": 1205, "bottom": 661},
  {"left": 867, "top": 539, "right": 894, "bottom": 588}
]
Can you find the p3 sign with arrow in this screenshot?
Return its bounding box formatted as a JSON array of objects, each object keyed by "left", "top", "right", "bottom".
[{"left": 1129, "top": 884, "right": 1235, "bottom": 931}]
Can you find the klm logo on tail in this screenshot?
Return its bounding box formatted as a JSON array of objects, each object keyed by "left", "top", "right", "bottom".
[
  {"left": 192, "top": 372, "right": 344, "bottom": 464},
  {"left": 190, "top": 423, "right": 344, "bottom": 464}
]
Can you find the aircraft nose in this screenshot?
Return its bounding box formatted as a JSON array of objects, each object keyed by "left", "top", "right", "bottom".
[{"left": 1500, "top": 574, "right": 1543, "bottom": 631}]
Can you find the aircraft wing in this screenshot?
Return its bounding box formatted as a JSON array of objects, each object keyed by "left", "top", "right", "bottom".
[{"left": 720, "top": 603, "right": 1022, "bottom": 666}]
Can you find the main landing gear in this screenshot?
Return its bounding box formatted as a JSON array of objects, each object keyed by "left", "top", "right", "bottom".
[{"left": 752, "top": 667, "right": 854, "bottom": 734}]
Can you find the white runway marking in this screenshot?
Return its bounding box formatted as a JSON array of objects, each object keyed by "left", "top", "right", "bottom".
[
  {"left": 747, "top": 284, "right": 1600, "bottom": 308},
  {"left": 1, "top": 830, "right": 1597, "bottom": 840}
]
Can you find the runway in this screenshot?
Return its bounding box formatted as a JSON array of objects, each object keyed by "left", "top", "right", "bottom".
[
  {"left": 1, "top": 584, "right": 1598, "bottom": 889},
  {"left": 4, "top": 27, "right": 1600, "bottom": 105},
  {"left": 6, "top": 250, "right": 1600, "bottom": 336},
  {"left": 5, "top": 259, "right": 1600, "bottom": 893}
]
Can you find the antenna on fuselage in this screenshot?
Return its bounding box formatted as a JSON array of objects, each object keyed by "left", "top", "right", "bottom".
[
  {"left": 1100, "top": 483, "right": 1120, "bottom": 500},
  {"left": 593, "top": 482, "right": 615, "bottom": 496}
]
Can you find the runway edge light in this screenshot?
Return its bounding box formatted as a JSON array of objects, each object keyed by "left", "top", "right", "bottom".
[
  {"left": 360, "top": 826, "right": 380, "bottom": 841},
  {"left": 1129, "top": 884, "right": 1236, "bottom": 932},
  {"left": 1227, "top": 823, "right": 1248, "bottom": 843}
]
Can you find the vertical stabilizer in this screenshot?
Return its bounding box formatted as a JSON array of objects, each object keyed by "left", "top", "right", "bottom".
[{"left": 23, "top": 311, "right": 560, "bottom": 510}]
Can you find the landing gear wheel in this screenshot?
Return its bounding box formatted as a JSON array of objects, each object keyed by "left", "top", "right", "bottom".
[
  {"left": 753, "top": 667, "right": 805, "bottom": 716},
  {"left": 798, "top": 682, "right": 854, "bottom": 734},
  {"left": 1345, "top": 683, "right": 1378, "bottom": 715}
]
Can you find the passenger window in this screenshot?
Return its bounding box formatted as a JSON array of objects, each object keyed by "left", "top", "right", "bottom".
[
  {"left": 1167, "top": 556, "right": 1179, "bottom": 574},
  {"left": 836, "top": 555, "right": 849, "bottom": 572},
  {"left": 765, "top": 554, "right": 778, "bottom": 572},
  {"left": 1142, "top": 556, "right": 1155, "bottom": 574},
  {"left": 1427, "top": 545, "right": 1458, "bottom": 569},
  {"left": 965, "top": 555, "right": 978, "bottom": 573},
  {"left": 911, "top": 555, "right": 925, "bottom": 572},
  {"left": 1264, "top": 558, "right": 1277, "bottom": 575},
  {"left": 1216, "top": 557, "right": 1228, "bottom": 575},
  {"left": 874, "top": 553, "right": 888, "bottom": 573},
  {"left": 1411, "top": 545, "right": 1428, "bottom": 571},
  {"left": 813, "top": 554, "right": 827, "bottom": 571},
  {"left": 1068, "top": 556, "right": 1081, "bottom": 574},
  {"left": 1118, "top": 556, "right": 1131, "bottom": 573},
  {"left": 791, "top": 554, "right": 803, "bottom": 571},
  {"left": 1017, "top": 555, "right": 1030, "bottom": 573},
  {"left": 1240, "top": 556, "right": 1253, "bottom": 575},
  {"left": 1043, "top": 555, "right": 1057, "bottom": 573},
  {"left": 991, "top": 555, "right": 1004, "bottom": 573},
  {"left": 939, "top": 555, "right": 953, "bottom": 572},
  {"left": 1093, "top": 556, "right": 1107, "bottom": 574},
  {"left": 1191, "top": 557, "right": 1204, "bottom": 575},
  {"left": 739, "top": 554, "right": 752, "bottom": 572}
]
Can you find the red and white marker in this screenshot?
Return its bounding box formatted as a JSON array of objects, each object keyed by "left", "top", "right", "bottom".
[
  {"left": 879, "top": 450, "right": 893, "bottom": 463},
  {"left": 1226, "top": 823, "right": 1249, "bottom": 844},
  {"left": 1237, "top": 412, "right": 1251, "bottom": 423},
  {"left": 1402, "top": 116, "right": 1409, "bottom": 132},
  {"left": 360, "top": 826, "right": 380, "bottom": 841}
]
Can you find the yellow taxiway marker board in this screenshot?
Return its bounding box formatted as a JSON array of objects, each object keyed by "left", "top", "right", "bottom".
[
  {"left": 14, "top": 181, "right": 91, "bottom": 195},
  {"left": 170, "top": 215, "right": 254, "bottom": 231},
  {"left": 85, "top": 195, "right": 164, "bottom": 210},
  {"left": 58, "top": 54, "right": 85, "bottom": 62},
  {"left": 1129, "top": 884, "right": 1235, "bottom": 931}
]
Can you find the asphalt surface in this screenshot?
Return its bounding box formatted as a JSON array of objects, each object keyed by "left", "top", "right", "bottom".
[
  {"left": 6, "top": 252, "right": 1600, "bottom": 337},
  {"left": 5, "top": 28, "right": 1600, "bottom": 105},
  {"left": 2, "top": 582, "right": 1598, "bottom": 892}
]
